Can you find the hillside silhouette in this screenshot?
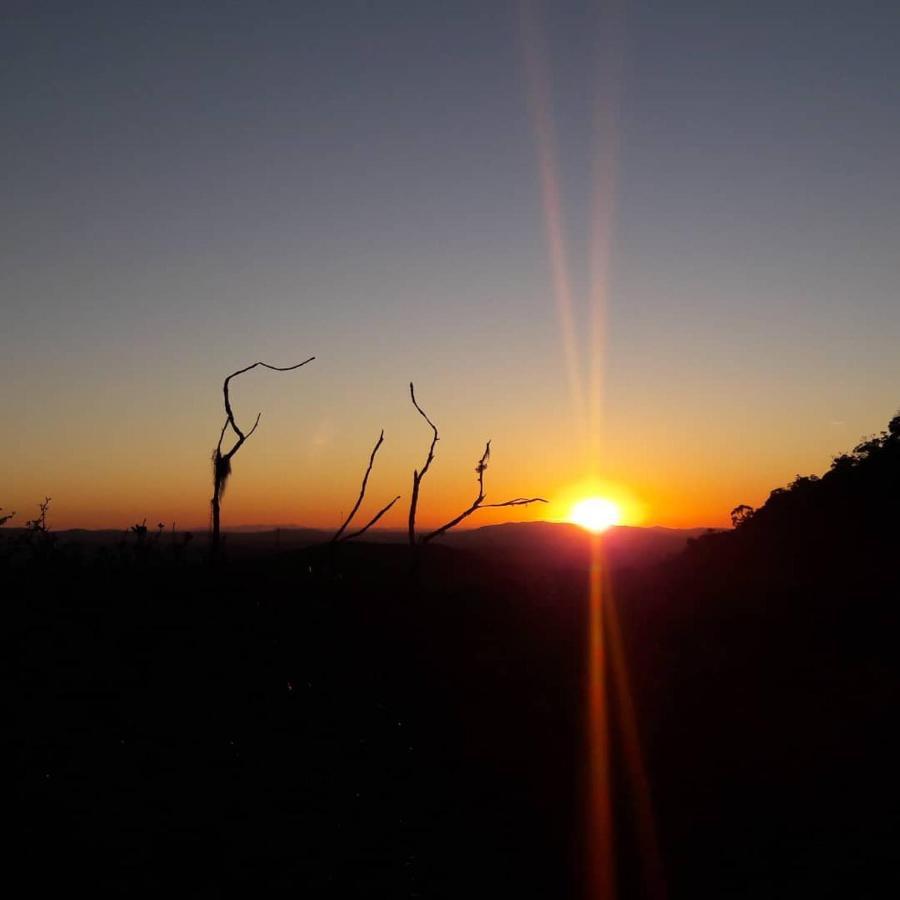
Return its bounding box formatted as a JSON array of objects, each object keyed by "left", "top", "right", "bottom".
[
  {"left": 611, "top": 410, "right": 900, "bottom": 897},
  {"left": 688, "top": 410, "right": 900, "bottom": 571},
  {"left": 5, "top": 412, "right": 900, "bottom": 897}
]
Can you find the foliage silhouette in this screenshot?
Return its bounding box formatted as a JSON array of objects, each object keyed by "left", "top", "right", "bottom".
[
  {"left": 613, "top": 408, "right": 900, "bottom": 897},
  {"left": 712, "top": 407, "right": 900, "bottom": 556},
  {"left": 729, "top": 503, "right": 755, "bottom": 528}
]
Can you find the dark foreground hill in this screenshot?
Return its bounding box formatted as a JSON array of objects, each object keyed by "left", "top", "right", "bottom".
[
  {"left": 8, "top": 542, "right": 593, "bottom": 897},
  {"left": 5, "top": 413, "right": 900, "bottom": 897},
  {"left": 612, "top": 412, "right": 900, "bottom": 897}
]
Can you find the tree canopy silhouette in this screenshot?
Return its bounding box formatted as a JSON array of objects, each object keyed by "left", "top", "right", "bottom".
[{"left": 693, "top": 408, "right": 900, "bottom": 567}]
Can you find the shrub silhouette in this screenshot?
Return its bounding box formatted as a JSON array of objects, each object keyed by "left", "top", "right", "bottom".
[{"left": 25, "top": 497, "right": 52, "bottom": 535}]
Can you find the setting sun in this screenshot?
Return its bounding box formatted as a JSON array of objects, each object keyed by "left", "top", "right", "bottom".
[{"left": 569, "top": 497, "right": 622, "bottom": 533}]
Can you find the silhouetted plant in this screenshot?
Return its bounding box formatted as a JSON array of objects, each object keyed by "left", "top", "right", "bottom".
[
  {"left": 331, "top": 430, "right": 401, "bottom": 543},
  {"left": 25, "top": 497, "right": 52, "bottom": 535},
  {"left": 21, "top": 497, "right": 56, "bottom": 557},
  {"left": 407, "top": 382, "right": 547, "bottom": 547},
  {"left": 730, "top": 504, "right": 755, "bottom": 529},
  {"left": 706, "top": 406, "right": 900, "bottom": 555},
  {"left": 0, "top": 507, "right": 14, "bottom": 566},
  {"left": 130, "top": 520, "right": 149, "bottom": 542},
  {"left": 211, "top": 357, "right": 315, "bottom": 556}
]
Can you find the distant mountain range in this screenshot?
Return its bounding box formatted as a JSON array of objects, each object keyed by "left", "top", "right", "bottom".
[
  {"left": 30, "top": 521, "right": 716, "bottom": 569},
  {"left": 440, "top": 521, "right": 716, "bottom": 569}
]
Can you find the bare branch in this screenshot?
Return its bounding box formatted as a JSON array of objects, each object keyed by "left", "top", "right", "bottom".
[
  {"left": 332, "top": 430, "right": 386, "bottom": 542},
  {"left": 482, "top": 498, "right": 548, "bottom": 508},
  {"left": 221, "top": 358, "right": 314, "bottom": 456},
  {"left": 215, "top": 418, "right": 230, "bottom": 455},
  {"left": 340, "top": 495, "right": 402, "bottom": 542},
  {"left": 421, "top": 442, "right": 546, "bottom": 543},
  {"left": 244, "top": 412, "right": 263, "bottom": 442},
  {"left": 211, "top": 356, "right": 315, "bottom": 555},
  {"left": 408, "top": 382, "right": 439, "bottom": 546}
]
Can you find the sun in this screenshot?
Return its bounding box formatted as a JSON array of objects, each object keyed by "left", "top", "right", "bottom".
[{"left": 569, "top": 497, "right": 622, "bottom": 533}]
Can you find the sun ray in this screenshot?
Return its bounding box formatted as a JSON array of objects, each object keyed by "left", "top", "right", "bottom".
[
  {"left": 587, "top": 533, "right": 617, "bottom": 899},
  {"left": 520, "top": 1, "right": 586, "bottom": 430},
  {"left": 587, "top": 3, "right": 625, "bottom": 468}
]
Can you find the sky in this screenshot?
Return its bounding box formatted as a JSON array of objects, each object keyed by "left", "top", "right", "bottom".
[{"left": 2, "top": 0, "right": 899, "bottom": 532}]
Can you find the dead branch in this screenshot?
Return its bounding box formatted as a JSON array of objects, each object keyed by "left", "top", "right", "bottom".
[
  {"left": 408, "top": 382, "right": 439, "bottom": 546},
  {"left": 405, "top": 383, "right": 546, "bottom": 548},
  {"left": 421, "top": 440, "right": 547, "bottom": 544},
  {"left": 339, "top": 495, "right": 402, "bottom": 542},
  {"left": 217, "top": 359, "right": 314, "bottom": 460},
  {"left": 332, "top": 430, "right": 399, "bottom": 542},
  {"left": 211, "top": 356, "right": 315, "bottom": 555}
]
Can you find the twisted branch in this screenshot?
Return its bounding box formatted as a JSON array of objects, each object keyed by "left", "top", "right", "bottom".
[
  {"left": 211, "top": 356, "right": 315, "bottom": 553},
  {"left": 217, "top": 358, "right": 315, "bottom": 460}
]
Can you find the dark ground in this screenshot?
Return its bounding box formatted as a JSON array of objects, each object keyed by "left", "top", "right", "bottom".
[
  {"left": 9, "top": 541, "right": 589, "bottom": 897},
  {"left": 6, "top": 496, "right": 899, "bottom": 897}
]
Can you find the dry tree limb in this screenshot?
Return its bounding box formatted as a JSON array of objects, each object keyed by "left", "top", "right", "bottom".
[
  {"left": 408, "top": 382, "right": 439, "bottom": 546},
  {"left": 332, "top": 430, "right": 401, "bottom": 542},
  {"left": 332, "top": 430, "right": 384, "bottom": 541},
  {"left": 421, "top": 441, "right": 547, "bottom": 543},
  {"left": 211, "top": 357, "right": 315, "bottom": 555},
  {"left": 216, "top": 359, "right": 315, "bottom": 459},
  {"left": 406, "top": 383, "right": 546, "bottom": 549},
  {"left": 340, "top": 495, "right": 402, "bottom": 542}
]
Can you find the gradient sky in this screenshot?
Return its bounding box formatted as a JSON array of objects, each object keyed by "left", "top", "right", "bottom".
[{"left": 3, "top": 0, "right": 899, "bottom": 531}]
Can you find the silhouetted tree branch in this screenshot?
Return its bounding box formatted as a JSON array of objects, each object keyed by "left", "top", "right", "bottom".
[
  {"left": 0, "top": 507, "right": 14, "bottom": 528},
  {"left": 407, "top": 384, "right": 546, "bottom": 549},
  {"left": 421, "top": 441, "right": 547, "bottom": 543},
  {"left": 340, "top": 495, "right": 402, "bottom": 542},
  {"left": 332, "top": 430, "right": 401, "bottom": 542},
  {"left": 25, "top": 497, "right": 52, "bottom": 534},
  {"left": 211, "top": 357, "right": 315, "bottom": 555},
  {"left": 408, "top": 382, "right": 439, "bottom": 546}
]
